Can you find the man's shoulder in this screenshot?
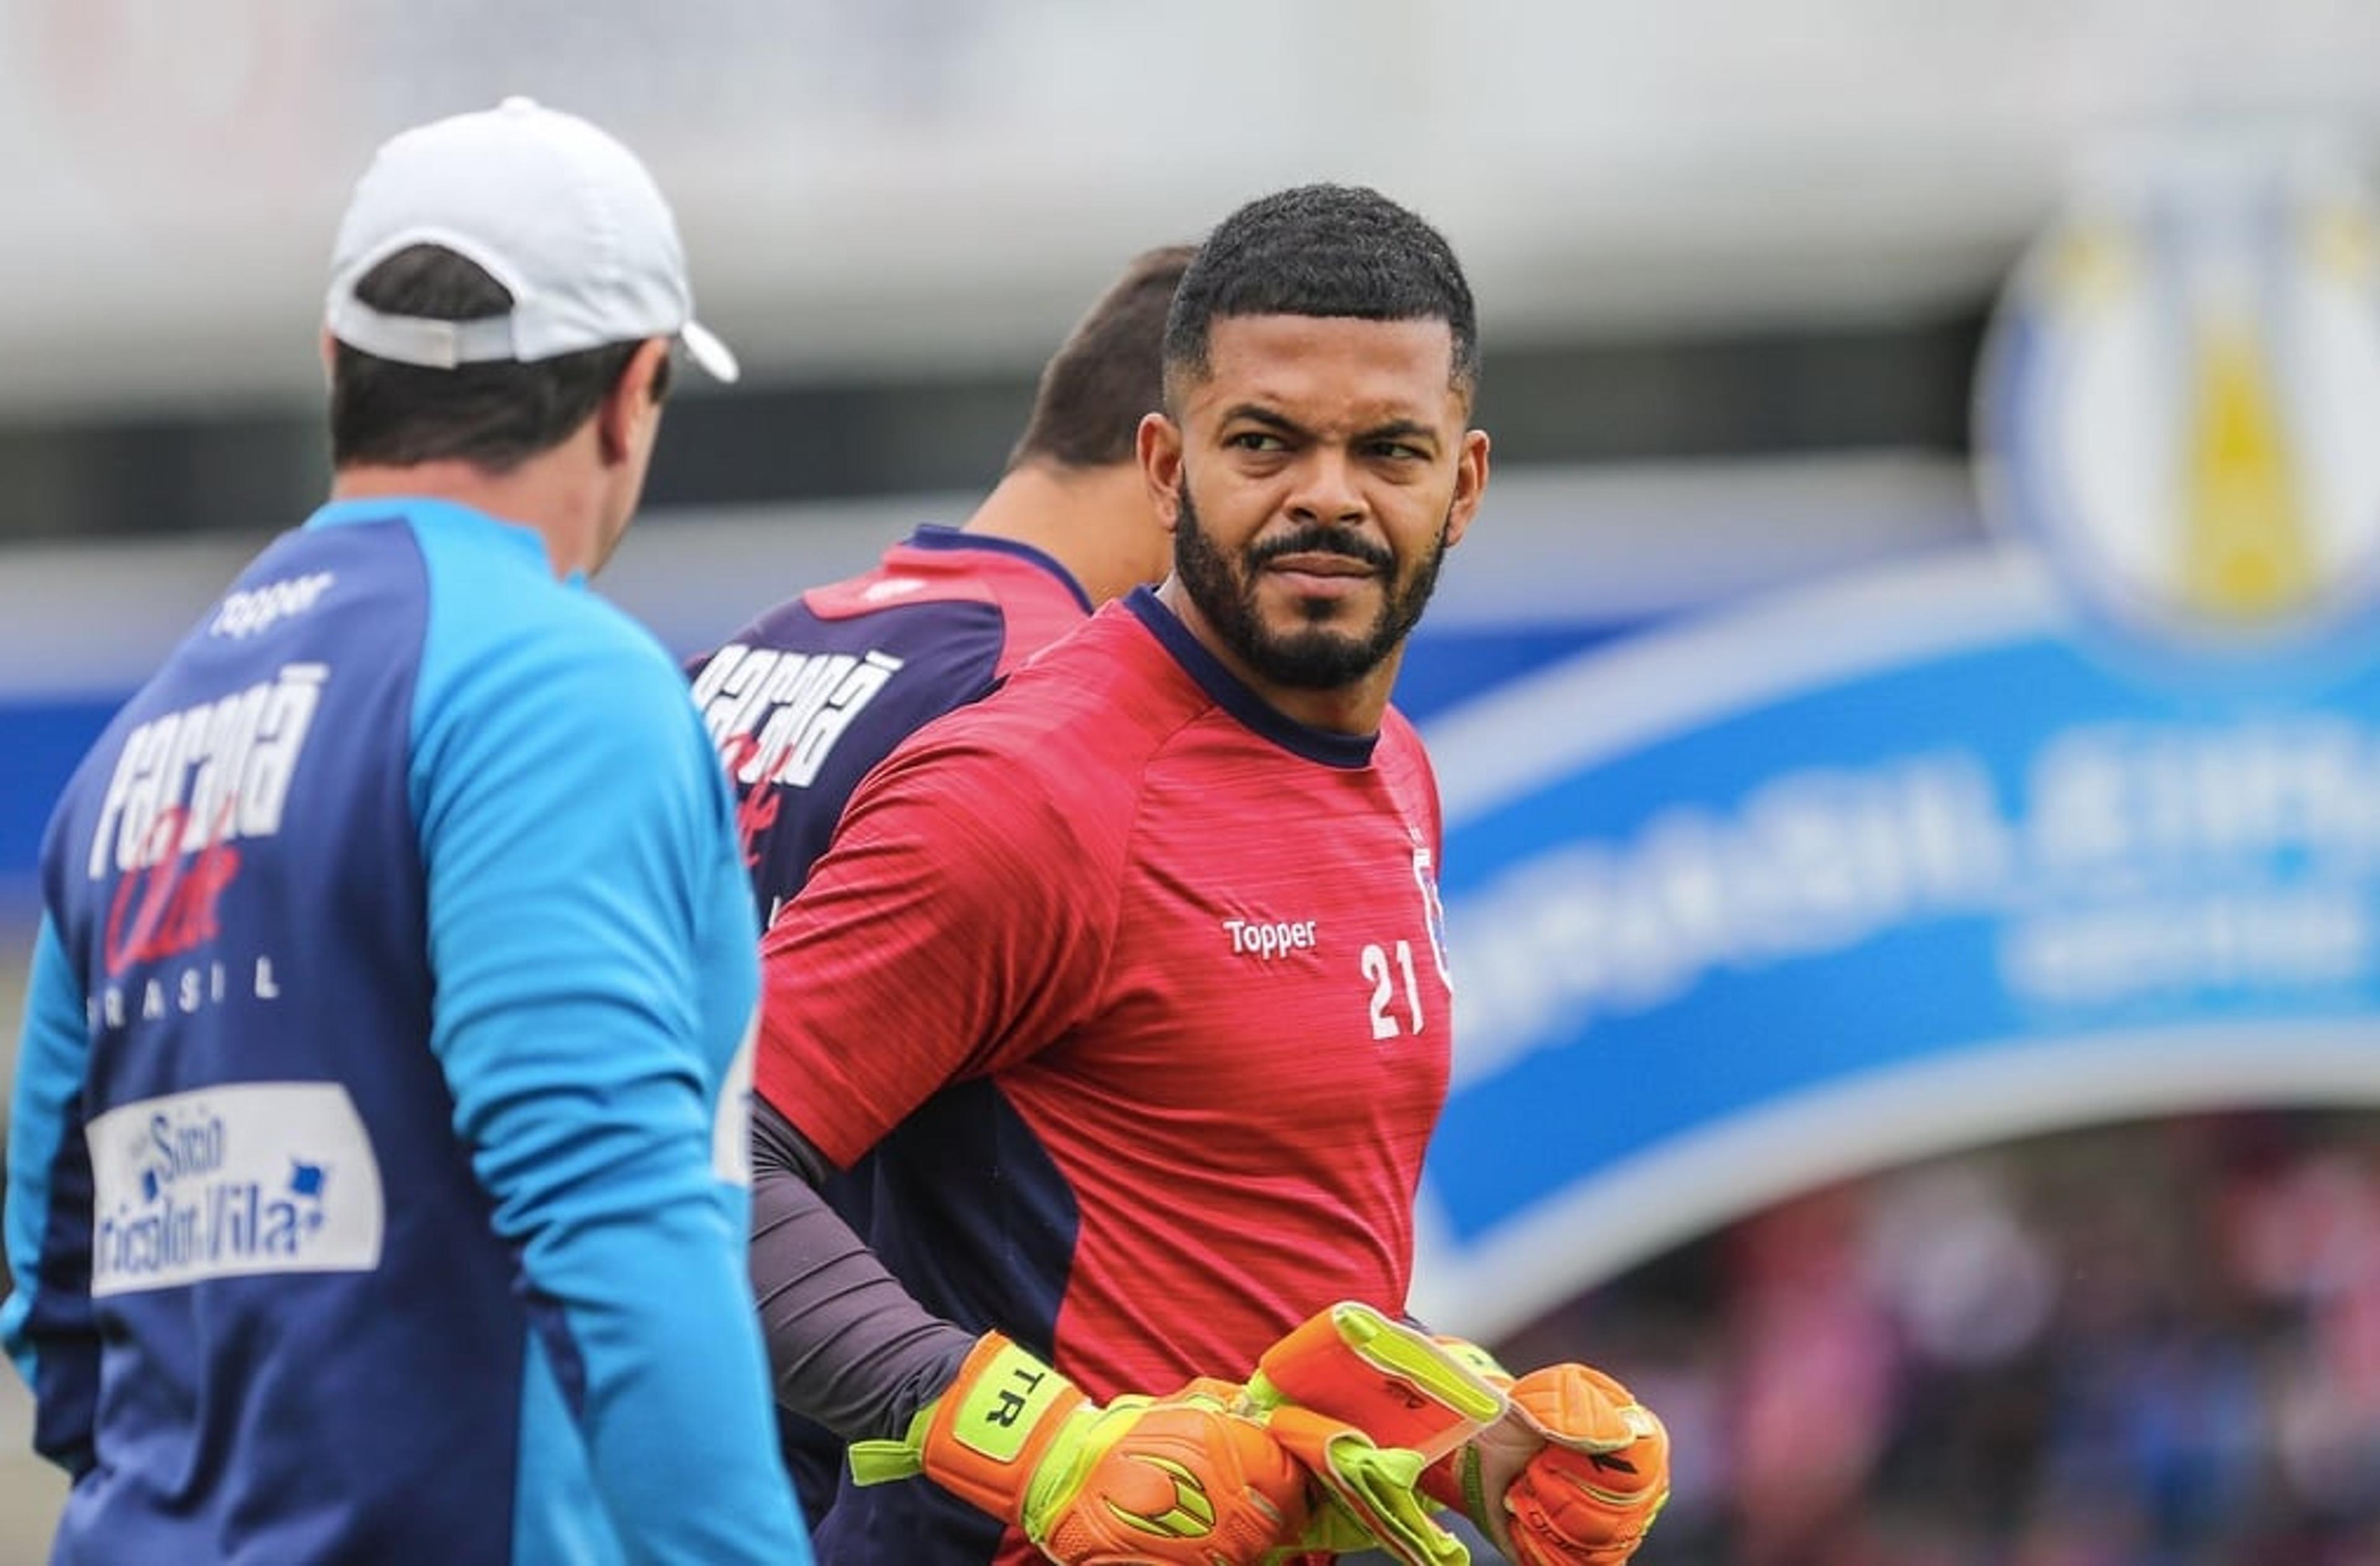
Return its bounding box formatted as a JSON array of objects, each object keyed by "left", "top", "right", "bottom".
[
  {"left": 1372, "top": 699, "right": 1440, "bottom": 780},
  {"left": 384, "top": 501, "right": 672, "bottom": 677},
  {"left": 694, "top": 532, "right": 1091, "bottom": 690},
  {"left": 801, "top": 532, "right": 1082, "bottom": 624},
  {"left": 1377, "top": 703, "right": 1433, "bottom": 767},
  {"left": 883, "top": 688, "right": 1150, "bottom": 814},
  {"left": 945, "top": 604, "right": 1179, "bottom": 736},
  {"left": 420, "top": 562, "right": 690, "bottom": 743},
  {"left": 494, "top": 578, "right": 677, "bottom": 681},
  {"left": 865, "top": 618, "right": 1181, "bottom": 822},
  {"left": 800, "top": 566, "right": 1001, "bottom": 622},
  {"left": 716, "top": 577, "right": 1007, "bottom": 668}
]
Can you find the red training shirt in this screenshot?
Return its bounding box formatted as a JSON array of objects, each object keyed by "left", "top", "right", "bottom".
[{"left": 757, "top": 587, "right": 1454, "bottom": 1420}]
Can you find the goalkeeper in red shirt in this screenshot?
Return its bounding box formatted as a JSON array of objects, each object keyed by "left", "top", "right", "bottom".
[
  {"left": 745, "top": 183, "right": 1670, "bottom": 1566},
  {"left": 690, "top": 244, "right": 1189, "bottom": 1529}
]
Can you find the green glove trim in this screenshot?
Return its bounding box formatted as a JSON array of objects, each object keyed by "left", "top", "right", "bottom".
[
  {"left": 1263, "top": 1404, "right": 1471, "bottom": 1566},
  {"left": 1330, "top": 1309, "right": 1510, "bottom": 1428},
  {"left": 848, "top": 1404, "right": 934, "bottom": 1486}
]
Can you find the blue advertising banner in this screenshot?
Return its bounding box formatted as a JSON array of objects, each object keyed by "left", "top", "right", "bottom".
[
  {"left": 1412, "top": 549, "right": 2380, "bottom": 1334},
  {"left": 1412, "top": 142, "right": 2380, "bottom": 1337}
]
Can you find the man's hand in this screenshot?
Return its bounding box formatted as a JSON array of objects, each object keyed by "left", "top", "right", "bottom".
[
  {"left": 1421, "top": 1347, "right": 1669, "bottom": 1566},
  {"left": 1248, "top": 1301, "right": 1508, "bottom": 1466},
  {"left": 1232, "top": 1301, "right": 1508, "bottom": 1566},
  {"left": 848, "top": 1332, "right": 1312, "bottom": 1564}
]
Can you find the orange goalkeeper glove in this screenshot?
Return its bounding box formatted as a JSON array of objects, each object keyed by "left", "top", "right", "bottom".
[
  {"left": 847, "top": 1331, "right": 1313, "bottom": 1565},
  {"left": 1237, "top": 1301, "right": 1509, "bottom": 1566},
  {"left": 1419, "top": 1342, "right": 1669, "bottom": 1566}
]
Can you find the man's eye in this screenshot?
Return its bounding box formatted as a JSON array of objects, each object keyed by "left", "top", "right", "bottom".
[
  {"left": 1368, "top": 442, "right": 1426, "bottom": 462},
  {"left": 1226, "top": 431, "right": 1285, "bottom": 452}
]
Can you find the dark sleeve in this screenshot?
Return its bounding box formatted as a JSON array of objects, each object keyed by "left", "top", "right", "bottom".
[{"left": 749, "top": 1097, "right": 975, "bottom": 1440}]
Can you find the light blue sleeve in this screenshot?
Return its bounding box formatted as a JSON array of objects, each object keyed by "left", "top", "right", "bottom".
[
  {"left": 412, "top": 586, "right": 806, "bottom": 1562},
  {"left": 2, "top": 917, "right": 101, "bottom": 1477}
]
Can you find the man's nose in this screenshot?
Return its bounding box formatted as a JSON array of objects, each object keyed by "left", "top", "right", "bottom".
[{"left": 1284, "top": 446, "right": 1366, "bottom": 526}]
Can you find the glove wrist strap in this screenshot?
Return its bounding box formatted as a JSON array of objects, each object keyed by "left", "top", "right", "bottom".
[{"left": 848, "top": 1332, "right": 1088, "bottom": 1521}]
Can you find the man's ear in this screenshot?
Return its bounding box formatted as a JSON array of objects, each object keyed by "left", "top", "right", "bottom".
[
  {"left": 1442, "top": 428, "right": 1491, "bottom": 551},
  {"left": 1137, "top": 410, "right": 1184, "bottom": 534},
  {"left": 597, "top": 340, "right": 673, "bottom": 463}
]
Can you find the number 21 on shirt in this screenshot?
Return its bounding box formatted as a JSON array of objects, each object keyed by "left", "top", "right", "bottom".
[{"left": 1362, "top": 939, "right": 1426, "bottom": 1040}]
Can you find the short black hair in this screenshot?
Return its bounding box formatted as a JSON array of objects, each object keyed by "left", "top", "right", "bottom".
[
  {"left": 1008, "top": 244, "right": 1194, "bottom": 472},
  {"left": 328, "top": 244, "right": 665, "bottom": 472},
  {"left": 1164, "top": 184, "right": 1479, "bottom": 403}
]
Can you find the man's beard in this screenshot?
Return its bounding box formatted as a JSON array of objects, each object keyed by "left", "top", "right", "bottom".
[{"left": 1173, "top": 482, "right": 1450, "bottom": 691}]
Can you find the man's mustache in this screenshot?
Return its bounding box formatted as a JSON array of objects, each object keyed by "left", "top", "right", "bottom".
[{"left": 1245, "top": 527, "right": 1393, "bottom": 574}]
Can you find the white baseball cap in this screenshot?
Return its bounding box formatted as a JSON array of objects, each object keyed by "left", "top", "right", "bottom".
[{"left": 325, "top": 96, "right": 738, "bottom": 382}]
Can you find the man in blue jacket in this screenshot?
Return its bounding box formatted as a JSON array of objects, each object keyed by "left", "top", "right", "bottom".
[{"left": 2, "top": 97, "right": 808, "bottom": 1564}]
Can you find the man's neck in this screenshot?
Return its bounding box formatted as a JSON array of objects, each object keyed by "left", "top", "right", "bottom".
[
  {"left": 961, "top": 461, "right": 1163, "bottom": 607},
  {"left": 330, "top": 451, "right": 599, "bottom": 580}
]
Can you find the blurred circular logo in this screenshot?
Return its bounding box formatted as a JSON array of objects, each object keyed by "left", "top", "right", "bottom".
[{"left": 1975, "top": 141, "right": 2380, "bottom": 652}]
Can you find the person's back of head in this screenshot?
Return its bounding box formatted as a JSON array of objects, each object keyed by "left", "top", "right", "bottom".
[
  {"left": 321, "top": 97, "right": 740, "bottom": 573},
  {"left": 328, "top": 245, "right": 659, "bottom": 473},
  {"left": 963, "top": 244, "right": 1192, "bottom": 603},
  {"left": 1007, "top": 244, "right": 1195, "bottom": 475},
  {"left": 1162, "top": 183, "right": 1481, "bottom": 409}
]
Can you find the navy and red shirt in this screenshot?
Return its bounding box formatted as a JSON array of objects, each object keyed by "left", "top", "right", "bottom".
[
  {"left": 689, "top": 524, "right": 1095, "bottom": 1529},
  {"left": 756, "top": 589, "right": 1455, "bottom": 1565},
  {"left": 689, "top": 526, "right": 1093, "bottom": 928}
]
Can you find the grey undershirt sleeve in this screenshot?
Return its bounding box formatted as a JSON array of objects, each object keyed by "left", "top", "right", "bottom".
[{"left": 748, "top": 1096, "right": 976, "bottom": 1441}]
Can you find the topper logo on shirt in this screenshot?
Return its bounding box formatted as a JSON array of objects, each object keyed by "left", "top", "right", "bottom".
[
  {"left": 209, "top": 571, "right": 335, "bottom": 640},
  {"left": 1225, "top": 918, "right": 1319, "bottom": 960},
  {"left": 87, "top": 663, "right": 327, "bottom": 977}
]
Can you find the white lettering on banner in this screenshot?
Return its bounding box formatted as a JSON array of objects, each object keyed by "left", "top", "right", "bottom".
[
  {"left": 693, "top": 643, "right": 906, "bottom": 788},
  {"left": 2026, "top": 723, "right": 2380, "bottom": 873},
  {"left": 86, "top": 1082, "right": 384, "bottom": 1296},
  {"left": 1225, "top": 918, "right": 1319, "bottom": 959},
  {"left": 1449, "top": 719, "right": 2380, "bottom": 1088},
  {"left": 2001, "top": 894, "right": 2373, "bottom": 1005},
  {"left": 86, "top": 663, "right": 328, "bottom": 878},
  {"left": 1454, "top": 752, "right": 2010, "bottom": 1076}
]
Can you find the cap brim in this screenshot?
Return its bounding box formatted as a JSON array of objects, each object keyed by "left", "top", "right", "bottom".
[{"left": 679, "top": 317, "right": 740, "bottom": 384}]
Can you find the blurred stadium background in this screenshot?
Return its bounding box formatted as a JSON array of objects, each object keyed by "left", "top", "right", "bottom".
[{"left": 6, "top": 3, "right": 2380, "bottom": 1560}]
